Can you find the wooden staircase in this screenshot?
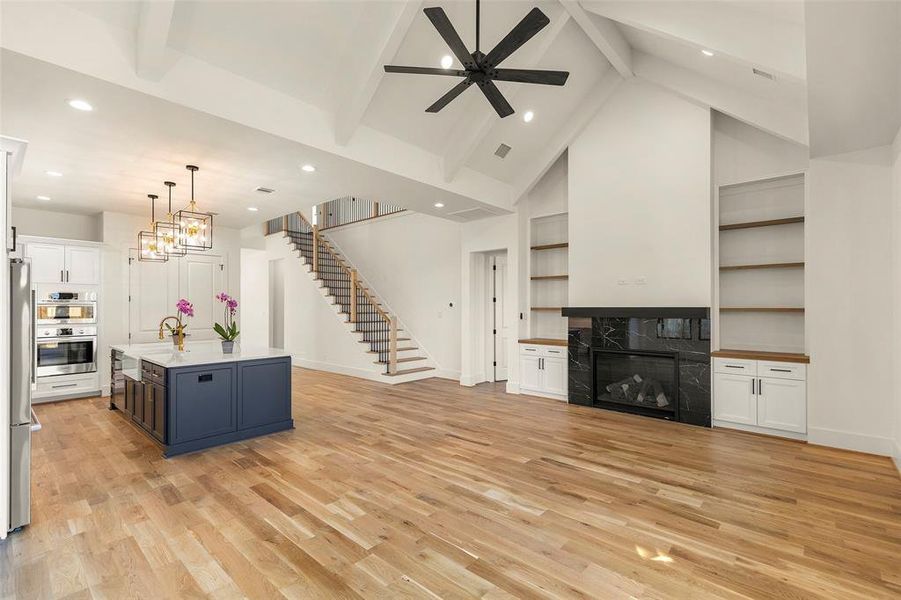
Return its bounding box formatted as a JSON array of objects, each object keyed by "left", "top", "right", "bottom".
[{"left": 277, "top": 212, "right": 434, "bottom": 378}]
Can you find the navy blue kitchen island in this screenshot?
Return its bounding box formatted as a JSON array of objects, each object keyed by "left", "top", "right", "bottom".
[{"left": 110, "top": 342, "right": 293, "bottom": 457}]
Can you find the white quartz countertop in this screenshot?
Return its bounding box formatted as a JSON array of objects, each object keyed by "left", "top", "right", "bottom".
[{"left": 111, "top": 340, "right": 291, "bottom": 368}]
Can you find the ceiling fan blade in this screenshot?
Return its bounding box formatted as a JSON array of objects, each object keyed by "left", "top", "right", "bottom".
[
  {"left": 492, "top": 68, "right": 569, "bottom": 86},
  {"left": 424, "top": 7, "right": 477, "bottom": 69},
  {"left": 384, "top": 65, "right": 467, "bottom": 77},
  {"left": 426, "top": 80, "right": 473, "bottom": 113},
  {"left": 483, "top": 8, "right": 550, "bottom": 68},
  {"left": 477, "top": 81, "right": 514, "bottom": 118}
]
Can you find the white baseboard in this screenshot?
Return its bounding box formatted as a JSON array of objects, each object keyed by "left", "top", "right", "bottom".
[
  {"left": 519, "top": 388, "right": 567, "bottom": 402},
  {"left": 434, "top": 369, "right": 461, "bottom": 382},
  {"left": 893, "top": 439, "right": 901, "bottom": 477},
  {"left": 505, "top": 381, "right": 519, "bottom": 395},
  {"left": 713, "top": 420, "right": 807, "bottom": 441},
  {"left": 292, "top": 356, "right": 383, "bottom": 383},
  {"left": 807, "top": 426, "right": 894, "bottom": 456}
]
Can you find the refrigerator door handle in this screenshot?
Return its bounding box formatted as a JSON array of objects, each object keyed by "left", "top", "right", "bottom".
[
  {"left": 30, "top": 408, "right": 41, "bottom": 432},
  {"left": 31, "top": 288, "right": 36, "bottom": 384}
]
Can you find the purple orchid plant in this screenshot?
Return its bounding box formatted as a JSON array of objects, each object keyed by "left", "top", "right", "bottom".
[
  {"left": 214, "top": 292, "right": 239, "bottom": 342},
  {"left": 165, "top": 298, "right": 194, "bottom": 335}
]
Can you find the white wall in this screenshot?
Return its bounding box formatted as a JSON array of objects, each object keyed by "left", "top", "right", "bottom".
[
  {"left": 11, "top": 206, "right": 100, "bottom": 241},
  {"left": 807, "top": 145, "right": 895, "bottom": 455},
  {"left": 327, "top": 212, "right": 462, "bottom": 379},
  {"left": 713, "top": 112, "right": 809, "bottom": 186},
  {"left": 98, "top": 210, "right": 242, "bottom": 394},
  {"left": 892, "top": 127, "right": 901, "bottom": 472},
  {"left": 568, "top": 80, "right": 712, "bottom": 307},
  {"left": 239, "top": 248, "right": 269, "bottom": 349}
]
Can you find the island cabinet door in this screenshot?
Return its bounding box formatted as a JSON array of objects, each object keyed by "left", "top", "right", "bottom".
[
  {"left": 169, "top": 365, "right": 236, "bottom": 444},
  {"left": 132, "top": 378, "right": 144, "bottom": 424},
  {"left": 237, "top": 358, "right": 292, "bottom": 430},
  {"left": 152, "top": 383, "right": 167, "bottom": 443}
]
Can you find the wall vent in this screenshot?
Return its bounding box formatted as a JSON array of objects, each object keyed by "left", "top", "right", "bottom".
[
  {"left": 752, "top": 68, "right": 775, "bottom": 81},
  {"left": 494, "top": 143, "right": 511, "bottom": 158},
  {"left": 254, "top": 186, "right": 275, "bottom": 194}
]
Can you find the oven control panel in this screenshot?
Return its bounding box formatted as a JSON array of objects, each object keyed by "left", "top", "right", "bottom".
[{"left": 37, "top": 326, "right": 97, "bottom": 339}]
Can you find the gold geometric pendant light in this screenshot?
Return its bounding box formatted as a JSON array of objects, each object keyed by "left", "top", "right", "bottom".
[
  {"left": 154, "top": 181, "right": 186, "bottom": 257},
  {"left": 174, "top": 165, "right": 213, "bottom": 251},
  {"left": 138, "top": 194, "right": 168, "bottom": 263}
]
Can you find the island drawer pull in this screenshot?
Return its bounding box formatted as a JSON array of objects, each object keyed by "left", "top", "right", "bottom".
[{"left": 198, "top": 373, "right": 213, "bottom": 382}]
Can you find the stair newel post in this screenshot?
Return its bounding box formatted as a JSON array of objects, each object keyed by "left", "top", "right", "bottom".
[
  {"left": 312, "top": 224, "right": 320, "bottom": 275},
  {"left": 372, "top": 201, "right": 379, "bottom": 218},
  {"left": 350, "top": 268, "right": 358, "bottom": 324},
  {"left": 389, "top": 316, "right": 398, "bottom": 375}
]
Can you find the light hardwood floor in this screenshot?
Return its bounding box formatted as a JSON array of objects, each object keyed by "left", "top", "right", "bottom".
[{"left": 3, "top": 368, "right": 900, "bottom": 599}]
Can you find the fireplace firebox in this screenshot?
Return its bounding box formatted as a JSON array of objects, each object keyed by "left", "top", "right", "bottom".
[{"left": 592, "top": 349, "right": 679, "bottom": 420}]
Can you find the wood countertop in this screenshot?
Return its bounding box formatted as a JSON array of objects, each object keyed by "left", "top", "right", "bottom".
[
  {"left": 518, "top": 338, "right": 567, "bottom": 347},
  {"left": 711, "top": 349, "right": 810, "bottom": 363}
]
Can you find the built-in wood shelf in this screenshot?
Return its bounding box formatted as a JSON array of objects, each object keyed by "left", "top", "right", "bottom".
[
  {"left": 719, "top": 216, "right": 804, "bottom": 231},
  {"left": 530, "top": 242, "right": 569, "bottom": 251},
  {"left": 519, "top": 338, "right": 567, "bottom": 347},
  {"left": 720, "top": 262, "right": 804, "bottom": 271},
  {"left": 531, "top": 307, "right": 563, "bottom": 312},
  {"left": 712, "top": 349, "right": 809, "bottom": 364},
  {"left": 720, "top": 307, "right": 805, "bottom": 313},
  {"left": 530, "top": 275, "right": 569, "bottom": 280}
]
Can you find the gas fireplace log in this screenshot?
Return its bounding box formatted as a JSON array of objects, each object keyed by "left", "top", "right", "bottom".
[
  {"left": 650, "top": 379, "right": 670, "bottom": 407},
  {"left": 606, "top": 375, "right": 642, "bottom": 402}
]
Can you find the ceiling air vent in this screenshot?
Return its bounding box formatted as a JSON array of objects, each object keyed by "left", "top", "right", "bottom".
[
  {"left": 448, "top": 207, "right": 501, "bottom": 222},
  {"left": 494, "top": 143, "right": 512, "bottom": 159},
  {"left": 752, "top": 68, "right": 775, "bottom": 81},
  {"left": 254, "top": 186, "right": 275, "bottom": 194}
]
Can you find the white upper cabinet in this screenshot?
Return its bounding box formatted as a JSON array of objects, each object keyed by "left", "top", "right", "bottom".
[
  {"left": 65, "top": 246, "right": 101, "bottom": 284},
  {"left": 25, "top": 243, "right": 66, "bottom": 283},
  {"left": 25, "top": 241, "right": 100, "bottom": 284}
]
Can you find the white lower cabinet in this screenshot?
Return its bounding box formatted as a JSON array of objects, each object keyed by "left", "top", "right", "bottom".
[
  {"left": 757, "top": 377, "right": 806, "bottom": 433},
  {"left": 519, "top": 343, "right": 567, "bottom": 400},
  {"left": 713, "top": 357, "right": 806, "bottom": 437}
]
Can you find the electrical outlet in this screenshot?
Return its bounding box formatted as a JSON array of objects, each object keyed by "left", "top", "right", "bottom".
[
  {"left": 617, "top": 279, "right": 629, "bottom": 286},
  {"left": 635, "top": 277, "right": 647, "bottom": 285}
]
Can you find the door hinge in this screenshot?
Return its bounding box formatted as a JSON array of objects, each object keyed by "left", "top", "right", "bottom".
[
  {"left": 220, "top": 264, "right": 224, "bottom": 271},
  {"left": 128, "top": 257, "right": 134, "bottom": 265},
  {"left": 492, "top": 329, "right": 496, "bottom": 335},
  {"left": 493, "top": 361, "right": 497, "bottom": 367},
  {"left": 492, "top": 297, "right": 496, "bottom": 303},
  {"left": 128, "top": 295, "right": 131, "bottom": 302},
  {"left": 492, "top": 265, "right": 496, "bottom": 271}
]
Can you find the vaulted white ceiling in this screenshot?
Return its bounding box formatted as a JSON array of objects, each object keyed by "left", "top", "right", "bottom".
[{"left": 0, "top": 0, "right": 816, "bottom": 226}]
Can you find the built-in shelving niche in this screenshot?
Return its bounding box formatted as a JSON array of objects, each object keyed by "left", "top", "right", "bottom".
[
  {"left": 529, "top": 213, "right": 568, "bottom": 340},
  {"left": 717, "top": 173, "right": 805, "bottom": 355}
]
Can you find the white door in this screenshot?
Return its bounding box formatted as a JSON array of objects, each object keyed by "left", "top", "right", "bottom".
[
  {"left": 757, "top": 377, "right": 806, "bottom": 433},
  {"left": 542, "top": 356, "right": 567, "bottom": 397},
  {"left": 128, "top": 250, "right": 177, "bottom": 343},
  {"left": 713, "top": 373, "right": 757, "bottom": 425},
  {"left": 64, "top": 246, "right": 100, "bottom": 284},
  {"left": 178, "top": 253, "right": 226, "bottom": 340},
  {"left": 492, "top": 255, "right": 509, "bottom": 381},
  {"left": 25, "top": 243, "right": 65, "bottom": 284},
  {"left": 519, "top": 355, "right": 541, "bottom": 391}
]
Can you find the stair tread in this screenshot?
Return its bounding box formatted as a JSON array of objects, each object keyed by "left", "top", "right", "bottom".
[
  {"left": 374, "top": 356, "right": 427, "bottom": 365},
  {"left": 382, "top": 366, "right": 435, "bottom": 377},
  {"left": 367, "top": 346, "right": 417, "bottom": 353}
]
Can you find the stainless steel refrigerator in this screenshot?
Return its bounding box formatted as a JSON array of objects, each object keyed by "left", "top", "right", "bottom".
[{"left": 9, "top": 257, "right": 36, "bottom": 532}]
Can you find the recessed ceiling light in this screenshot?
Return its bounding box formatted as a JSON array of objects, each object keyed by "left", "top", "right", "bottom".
[
  {"left": 301, "top": 164, "right": 316, "bottom": 172},
  {"left": 523, "top": 110, "right": 534, "bottom": 123},
  {"left": 36, "top": 195, "right": 51, "bottom": 201},
  {"left": 701, "top": 50, "right": 714, "bottom": 57},
  {"left": 434, "top": 202, "right": 445, "bottom": 208},
  {"left": 45, "top": 171, "right": 63, "bottom": 177},
  {"left": 247, "top": 207, "right": 259, "bottom": 212},
  {"left": 68, "top": 99, "right": 93, "bottom": 111},
  {"left": 441, "top": 55, "right": 453, "bottom": 69}
]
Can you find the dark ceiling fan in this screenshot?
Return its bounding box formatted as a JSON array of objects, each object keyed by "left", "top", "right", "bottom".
[{"left": 384, "top": 0, "right": 569, "bottom": 118}]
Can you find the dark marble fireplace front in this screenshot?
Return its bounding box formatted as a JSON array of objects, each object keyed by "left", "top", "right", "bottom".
[{"left": 564, "top": 307, "right": 711, "bottom": 427}]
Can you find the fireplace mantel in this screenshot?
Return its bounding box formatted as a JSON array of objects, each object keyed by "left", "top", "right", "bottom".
[{"left": 562, "top": 307, "right": 709, "bottom": 319}]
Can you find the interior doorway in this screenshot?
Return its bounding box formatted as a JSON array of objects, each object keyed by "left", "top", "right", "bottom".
[{"left": 487, "top": 251, "right": 509, "bottom": 382}]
